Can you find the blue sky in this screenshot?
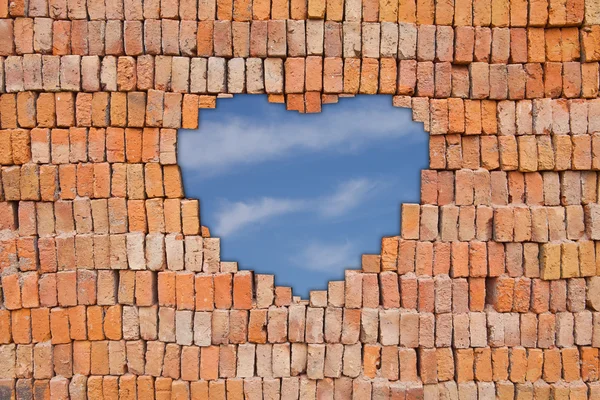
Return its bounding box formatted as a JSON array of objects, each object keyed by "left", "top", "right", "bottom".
[{"left": 178, "top": 95, "right": 428, "bottom": 298}]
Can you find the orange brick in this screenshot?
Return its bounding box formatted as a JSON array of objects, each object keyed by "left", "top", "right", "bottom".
[
  {"left": 562, "top": 347, "right": 581, "bottom": 382},
  {"left": 474, "top": 347, "right": 492, "bottom": 382},
  {"left": 182, "top": 94, "right": 199, "bottom": 129},
  {"left": 0, "top": 310, "right": 10, "bottom": 344},
  {"left": 56, "top": 271, "right": 77, "bottom": 307},
  {"left": 248, "top": 309, "right": 268, "bottom": 343},
  {"left": 286, "top": 94, "right": 305, "bottom": 113},
  {"left": 50, "top": 308, "right": 70, "bottom": 344},
  {"left": 158, "top": 271, "right": 176, "bottom": 307},
  {"left": 19, "top": 272, "right": 39, "bottom": 308},
  {"left": 68, "top": 305, "right": 87, "bottom": 341},
  {"left": 12, "top": 308, "right": 31, "bottom": 344},
  {"left": 176, "top": 272, "right": 195, "bottom": 310},
  {"left": 200, "top": 346, "right": 220, "bottom": 381},
  {"left": 305, "top": 92, "right": 322, "bottom": 113},
  {"left": 194, "top": 275, "right": 214, "bottom": 311},
  {"left": 103, "top": 305, "right": 122, "bottom": 341},
  {"left": 362, "top": 273, "right": 380, "bottom": 308},
  {"left": 581, "top": 347, "right": 599, "bottom": 382},
  {"left": 35, "top": 93, "right": 55, "bottom": 128},
  {"left": 136, "top": 271, "right": 157, "bottom": 306},
  {"left": 490, "top": 348, "right": 508, "bottom": 381},
  {"left": 125, "top": 128, "right": 143, "bottom": 163},
  {"left": 163, "top": 165, "right": 184, "bottom": 198},
  {"left": 488, "top": 275, "right": 514, "bottom": 312},
  {"left": 233, "top": 271, "right": 253, "bottom": 310},
  {"left": 2, "top": 273, "right": 21, "bottom": 310},
  {"left": 363, "top": 344, "right": 381, "bottom": 379},
  {"left": 399, "top": 0, "right": 417, "bottom": 22},
  {"left": 343, "top": 58, "right": 361, "bottom": 94},
  {"left": 106, "top": 127, "right": 125, "bottom": 163},
  {"left": 468, "top": 277, "right": 486, "bottom": 312},
  {"left": 87, "top": 306, "right": 105, "bottom": 341},
  {"left": 214, "top": 273, "right": 233, "bottom": 309},
  {"left": 543, "top": 348, "right": 562, "bottom": 382},
  {"left": 285, "top": 58, "right": 305, "bottom": 93},
  {"left": 455, "top": 349, "right": 474, "bottom": 382}
]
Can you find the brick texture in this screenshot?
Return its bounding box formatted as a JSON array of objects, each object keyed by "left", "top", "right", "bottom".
[{"left": 0, "top": 0, "right": 599, "bottom": 398}]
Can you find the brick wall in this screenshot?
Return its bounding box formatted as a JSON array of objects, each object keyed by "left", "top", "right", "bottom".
[{"left": 1, "top": 0, "right": 600, "bottom": 398}]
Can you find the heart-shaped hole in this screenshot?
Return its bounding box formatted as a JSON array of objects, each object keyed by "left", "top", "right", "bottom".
[{"left": 179, "top": 95, "right": 428, "bottom": 297}]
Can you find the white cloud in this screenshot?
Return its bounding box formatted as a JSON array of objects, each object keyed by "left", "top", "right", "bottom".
[
  {"left": 318, "top": 178, "right": 380, "bottom": 218},
  {"left": 213, "top": 177, "right": 383, "bottom": 236},
  {"left": 214, "top": 197, "right": 305, "bottom": 236},
  {"left": 291, "top": 241, "right": 357, "bottom": 272},
  {"left": 179, "top": 103, "right": 422, "bottom": 176}
]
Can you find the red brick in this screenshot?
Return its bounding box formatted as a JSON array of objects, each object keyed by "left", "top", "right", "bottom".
[
  {"left": 176, "top": 272, "right": 195, "bottom": 310},
  {"left": 214, "top": 273, "right": 233, "bottom": 309},
  {"left": 136, "top": 271, "right": 157, "bottom": 306},
  {"left": 488, "top": 275, "right": 514, "bottom": 312}
]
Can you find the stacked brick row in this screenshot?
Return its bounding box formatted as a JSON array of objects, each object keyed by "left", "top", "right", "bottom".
[
  {"left": 0, "top": 0, "right": 600, "bottom": 113},
  {"left": 4, "top": 94, "right": 600, "bottom": 149},
  {"left": 1, "top": 0, "right": 600, "bottom": 398},
  {"left": 0, "top": 0, "right": 594, "bottom": 23},
  {"left": 0, "top": 56, "right": 599, "bottom": 104},
  {"left": 1, "top": 31, "right": 600, "bottom": 110}
]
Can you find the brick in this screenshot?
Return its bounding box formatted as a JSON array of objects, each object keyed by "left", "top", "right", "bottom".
[
  {"left": 541, "top": 243, "right": 561, "bottom": 280},
  {"left": 0, "top": 3, "right": 595, "bottom": 392}
]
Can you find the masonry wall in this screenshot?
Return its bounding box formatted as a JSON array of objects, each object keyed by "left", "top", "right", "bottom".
[{"left": 1, "top": 0, "right": 600, "bottom": 398}]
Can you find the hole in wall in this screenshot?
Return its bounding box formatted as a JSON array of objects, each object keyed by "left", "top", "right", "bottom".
[{"left": 179, "top": 95, "right": 428, "bottom": 298}]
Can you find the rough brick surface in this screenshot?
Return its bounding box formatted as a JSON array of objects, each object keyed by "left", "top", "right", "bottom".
[{"left": 0, "top": 0, "right": 599, "bottom": 398}]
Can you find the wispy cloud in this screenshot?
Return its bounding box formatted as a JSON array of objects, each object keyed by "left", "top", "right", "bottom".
[
  {"left": 318, "top": 178, "right": 380, "bottom": 218},
  {"left": 291, "top": 240, "right": 357, "bottom": 272},
  {"left": 179, "top": 103, "right": 422, "bottom": 176},
  {"left": 213, "top": 178, "right": 383, "bottom": 236},
  {"left": 214, "top": 197, "right": 305, "bottom": 236}
]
